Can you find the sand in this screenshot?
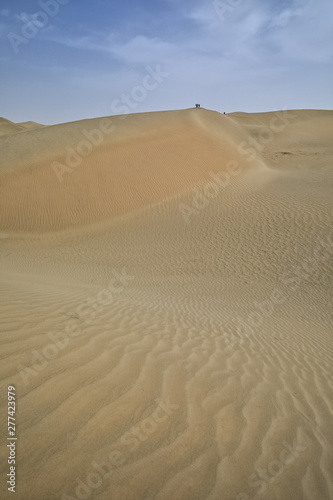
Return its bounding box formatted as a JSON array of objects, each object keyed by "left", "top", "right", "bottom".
[{"left": 0, "top": 108, "right": 333, "bottom": 500}]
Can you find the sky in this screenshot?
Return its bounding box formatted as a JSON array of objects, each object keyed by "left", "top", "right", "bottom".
[{"left": 0, "top": 0, "right": 332, "bottom": 125}]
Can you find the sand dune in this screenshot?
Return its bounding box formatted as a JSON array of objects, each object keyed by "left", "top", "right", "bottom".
[
  {"left": 17, "top": 121, "right": 44, "bottom": 131},
  {"left": 0, "top": 108, "right": 333, "bottom": 500},
  {"left": 0, "top": 117, "right": 26, "bottom": 136},
  {"left": 0, "top": 117, "right": 44, "bottom": 137}
]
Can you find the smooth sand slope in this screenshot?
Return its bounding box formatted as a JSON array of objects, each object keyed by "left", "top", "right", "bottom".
[{"left": 0, "top": 108, "right": 333, "bottom": 500}]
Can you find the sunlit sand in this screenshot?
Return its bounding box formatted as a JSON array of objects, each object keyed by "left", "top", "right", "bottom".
[{"left": 1, "top": 108, "right": 333, "bottom": 500}]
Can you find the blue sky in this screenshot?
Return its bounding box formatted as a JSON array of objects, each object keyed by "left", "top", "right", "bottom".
[{"left": 0, "top": 0, "right": 332, "bottom": 124}]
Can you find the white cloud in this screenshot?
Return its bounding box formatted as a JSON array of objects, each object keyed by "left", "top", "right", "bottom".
[
  {"left": 187, "top": 0, "right": 333, "bottom": 65},
  {"left": 108, "top": 35, "right": 176, "bottom": 64},
  {"left": 51, "top": 0, "right": 332, "bottom": 79},
  {"left": 270, "top": 7, "right": 302, "bottom": 28},
  {"left": 45, "top": 32, "right": 176, "bottom": 66},
  {"left": 269, "top": 0, "right": 333, "bottom": 63},
  {"left": 51, "top": 34, "right": 111, "bottom": 51}
]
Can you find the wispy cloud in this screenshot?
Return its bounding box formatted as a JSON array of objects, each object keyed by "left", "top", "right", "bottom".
[
  {"left": 269, "top": 0, "right": 333, "bottom": 63},
  {"left": 45, "top": 32, "right": 176, "bottom": 65},
  {"left": 108, "top": 35, "right": 176, "bottom": 65},
  {"left": 187, "top": 0, "right": 333, "bottom": 64}
]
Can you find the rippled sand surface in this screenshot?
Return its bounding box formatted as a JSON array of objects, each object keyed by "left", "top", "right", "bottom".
[{"left": 1, "top": 108, "right": 333, "bottom": 500}]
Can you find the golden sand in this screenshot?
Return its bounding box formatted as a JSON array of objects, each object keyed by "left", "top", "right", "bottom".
[{"left": 1, "top": 108, "right": 333, "bottom": 499}]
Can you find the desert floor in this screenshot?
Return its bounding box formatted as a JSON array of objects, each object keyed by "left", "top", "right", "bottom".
[{"left": 0, "top": 108, "right": 333, "bottom": 500}]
